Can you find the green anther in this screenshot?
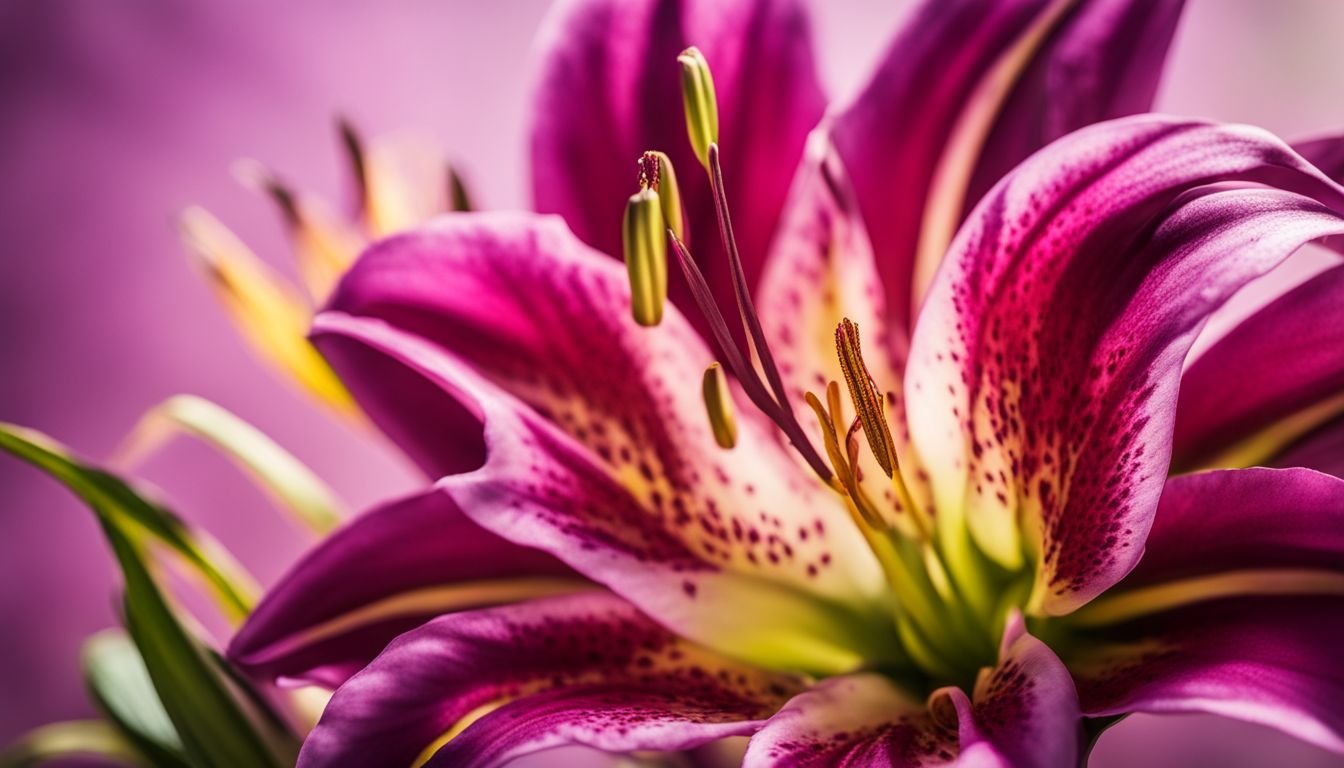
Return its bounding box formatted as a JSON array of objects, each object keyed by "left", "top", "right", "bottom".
[
  {"left": 677, "top": 46, "right": 719, "bottom": 170},
  {"left": 622, "top": 188, "right": 668, "bottom": 327},
  {"left": 640, "top": 150, "right": 685, "bottom": 241},
  {"left": 701, "top": 362, "right": 737, "bottom": 449}
]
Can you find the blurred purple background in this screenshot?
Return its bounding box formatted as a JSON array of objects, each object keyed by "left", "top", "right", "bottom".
[{"left": 1, "top": 1, "right": 1341, "bottom": 765}]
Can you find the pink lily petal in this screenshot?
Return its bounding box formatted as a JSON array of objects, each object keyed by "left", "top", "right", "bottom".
[
  {"left": 530, "top": 0, "right": 824, "bottom": 332},
  {"left": 834, "top": 0, "right": 1183, "bottom": 344},
  {"left": 1294, "top": 133, "right": 1344, "bottom": 182},
  {"left": 904, "top": 116, "right": 1344, "bottom": 613},
  {"left": 1174, "top": 264, "right": 1344, "bottom": 473},
  {"left": 743, "top": 618, "right": 1080, "bottom": 767},
  {"left": 313, "top": 214, "right": 892, "bottom": 670},
  {"left": 229, "top": 489, "right": 584, "bottom": 688},
  {"left": 1069, "top": 595, "right": 1344, "bottom": 755},
  {"left": 1064, "top": 467, "right": 1344, "bottom": 753},
  {"left": 298, "top": 592, "right": 801, "bottom": 768},
  {"left": 1271, "top": 418, "right": 1344, "bottom": 477}
]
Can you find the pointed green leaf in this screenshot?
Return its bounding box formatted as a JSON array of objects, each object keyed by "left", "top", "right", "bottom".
[
  {"left": 115, "top": 395, "right": 344, "bottom": 535},
  {"left": 0, "top": 423, "right": 257, "bottom": 623},
  {"left": 83, "top": 629, "right": 190, "bottom": 768}
]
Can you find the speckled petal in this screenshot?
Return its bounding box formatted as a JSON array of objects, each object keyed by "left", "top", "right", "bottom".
[
  {"left": 834, "top": 0, "right": 1183, "bottom": 347},
  {"left": 904, "top": 116, "right": 1344, "bottom": 613},
  {"left": 297, "top": 592, "right": 801, "bottom": 768},
  {"left": 743, "top": 620, "right": 1080, "bottom": 767},
  {"left": 1173, "top": 264, "right": 1344, "bottom": 472},
  {"left": 229, "top": 489, "right": 584, "bottom": 687},
  {"left": 314, "top": 236, "right": 893, "bottom": 673},
  {"left": 530, "top": 0, "right": 824, "bottom": 337}
]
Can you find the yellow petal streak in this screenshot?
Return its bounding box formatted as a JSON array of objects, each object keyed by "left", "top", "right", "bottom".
[{"left": 180, "top": 207, "right": 356, "bottom": 415}]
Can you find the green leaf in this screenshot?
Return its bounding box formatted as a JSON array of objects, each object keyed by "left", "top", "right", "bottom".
[
  {"left": 0, "top": 720, "right": 143, "bottom": 768},
  {"left": 110, "top": 520, "right": 297, "bottom": 768},
  {"left": 0, "top": 424, "right": 299, "bottom": 768},
  {"left": 83, "top": 629, "right": 190, "bottom": 768},
  {"left": 0, "top": 423, "right": 257, "bottom": 623},
  {"left": 115, "top": 395, "right": 345, "bottom": 535}
]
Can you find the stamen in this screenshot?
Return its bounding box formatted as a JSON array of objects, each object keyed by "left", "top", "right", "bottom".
[
  {"left": 701, "top": 363, "right": 737, "bottom": 449},
  {"left": 621, "top": 189, "right": 668, "bottom": 327},
  {"left": 336, "top": 116, "right": 370, "bottom": 215},
  {"left": 448, "top": 166, "right": 473, "bottom": 212},
  {"left": 668, "top": 232, "right": 833, "bottom": 481},
  {"left": 835, "top": 318, "right": 898, "bottom": 477},
  {"left": 639, "top": 151, "right": 685, "bottom": 241},
  {"left": 677, "top": 47, "right": 719, "bottom": 170}
]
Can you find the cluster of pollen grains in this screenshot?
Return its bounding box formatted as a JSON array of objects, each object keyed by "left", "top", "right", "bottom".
[
  {"left": 932, "top": 125, "right": 1187, "bottom": 594},
  {"left": 448, "top": 236, "right": 842, "bottom": 591},
  {"left": 485, "top": 607, "right": 796, "bottom": 717}
]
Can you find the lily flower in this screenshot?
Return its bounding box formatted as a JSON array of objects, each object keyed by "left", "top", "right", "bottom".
[{"left": 227, "top": 0, "right": 1344, "bottom": 765}]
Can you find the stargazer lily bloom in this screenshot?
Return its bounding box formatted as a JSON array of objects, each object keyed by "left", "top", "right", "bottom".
[{"left": 225, "top": 0, "right": 1344, "bottom": 765}]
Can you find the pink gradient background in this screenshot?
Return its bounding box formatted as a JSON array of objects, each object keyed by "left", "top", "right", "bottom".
[{"left": 1, "top": 1, "right": 1340, "bottom": 764}]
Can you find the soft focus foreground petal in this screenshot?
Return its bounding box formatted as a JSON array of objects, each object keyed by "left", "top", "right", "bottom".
[
  {"left": 530, "top": 0, "right": 824, "bottom": 328},
  {"left": 314, "top": 311, "right": 894, "bottom": 673},
  {"left": 757, "top": 131, "right": 914, "bottom": 522},
  {"left": 904, "top": 116, "right": 1344, "bottom": 614},
  {"left": 834, "top": 0, "right": 1184, "bottom": 345},
  {"left": 319, "top": 212, "right": 891, "bottom": 670},
  {"left": 744, "top": 621, "right": 1079, "bottom": 767},
  {"left": 1173, "top": 264, "right": 1344, "bottom": 472},
  {"left": 230, "top": 489, "right": 584, "bottom": 688},
  {"left": 1066, "top": 595, "right": 1344, "bottom": 754},
  {"left": 1069, "top": 467, "right": 1344, "bottom": 624},
  {"left": 298, "top": 593, "right": 800, "bottom": 768}
]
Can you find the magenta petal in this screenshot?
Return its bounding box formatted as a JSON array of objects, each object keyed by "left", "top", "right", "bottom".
[
  {"left": 904, "top": 116, "right": 1344, "bottom": 613},
  {"left": 228, "top": 489, "right": 580, "bottom": 687},
  {"left": 1068, "top": 468, "right": 1344, "bottom": 753},
  {"left": 1070, "top": 595, "right": 1344, "bottom": 755},
  {"left": 530, "top": 0, "right": 824, "bottom": 332},
  {"left": 834, "top": 0, "right": 1183, "bottom": 342},
  {"left": 1113, "top": 467, "right": 1344, "bottom": 590},
  {"left": 1271, "top": 417, "right": 1344, "bottom": 477},
  {"left": 297, "top": 593, "right": 800, "bottom": 768},
  {"left": 1173, "top": 264, "right": 1344, "bottom": 473},
  {"left": 1294, "top": 133, "right": 1344, "bottom": 183}
]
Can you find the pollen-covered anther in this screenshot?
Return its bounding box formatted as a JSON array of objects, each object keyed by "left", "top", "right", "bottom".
[
  {"left": 622, "top": 188, "right": 668, "bottom": 327},
  {"left": 639, "top": 150, "right": 685, "bottom": 242},
  {"left": 677, "top": 46, "right": 719, "bottom": 170},
  {"left": 835, "top": 318, "right": 898, "bottom": 477},
  {"left": 701, "top": 363, "right": 737, "bottom": 449}
]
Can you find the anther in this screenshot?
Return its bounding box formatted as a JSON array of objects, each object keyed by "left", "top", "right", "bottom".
[
  {"left": 835, "top": 318, "right": 898, "bottom": 477},
  {"left": 622, "top": 188, "right": 668, "bottom": 327},
  {"left": 701, "top": 363, "right": 737, "bottom": 449},
  {"left": 678, "top": 47, "right": 719, "bottom": 170},
  {"left": 639, "top": 151, "right": 685, "bottom": 242}
]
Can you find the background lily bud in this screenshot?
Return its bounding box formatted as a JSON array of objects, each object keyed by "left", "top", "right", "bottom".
[
  {"left": 677, "top": 46, "right": 719, "bottom": 170},
  {"left": 701, "top": 362, "right": 737, "bottom": 449},
  {"left": 640, "top": 150, "right": 685, "bottom": 242},
  {"left": 621, "top": 188, "right": 668, "bottom": 326}
]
